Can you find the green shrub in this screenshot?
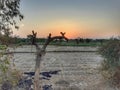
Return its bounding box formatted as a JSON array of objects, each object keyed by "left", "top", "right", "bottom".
[
  {"left": 99, "top": 38, "right": 120, "bottom": 87},
  {"left": 0, "top": 48, "right": 22, "bottom": 89},
  {"left": 0, "top": 45, "right": 7, "bottom": 50}
]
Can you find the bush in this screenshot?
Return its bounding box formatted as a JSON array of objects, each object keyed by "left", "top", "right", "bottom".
[
  {"left": 0, "top": 48, "right": 22, "bottom": 89},
  {"left": 0, "top": 45, "right": 7, "bottom": 50},
  {"left": 99, "top": 38, "right": 120, "bottom": 87}
]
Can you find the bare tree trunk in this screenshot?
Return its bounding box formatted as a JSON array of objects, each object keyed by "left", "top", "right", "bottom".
[
  {"left": 29, "top": 31, "right": 68, "bottom": 90},
  {"left": 34, "top": 45, "right": 45, "bottom": 90},
  {"left": 34, "top": 52, "right": 41, "bottom": 90}
]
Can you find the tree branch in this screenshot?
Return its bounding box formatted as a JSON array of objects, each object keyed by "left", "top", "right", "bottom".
[
  {"left": 29, "top": 30, "right": 41, "bottom": 51},
  {"left": 42, "top": 32, "right": 68, "bottom": 50},
  {"left": 28, "top": 31, "right": 68, "bottom": 90}
]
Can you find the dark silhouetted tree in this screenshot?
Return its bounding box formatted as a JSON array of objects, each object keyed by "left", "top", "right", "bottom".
[
  {"left": 85, "top": 38, "right": 91, "bottom": 43},
  {"left": 75, "top": 39, "right": 79, "bottom": 44},
  {"left": 29, "top": 30, "right": 68, "bottom": 90},
  {"left": 79, "top": 38, "right": 84, "bottom": 43}
]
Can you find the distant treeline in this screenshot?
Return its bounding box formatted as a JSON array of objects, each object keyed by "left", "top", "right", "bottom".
[
  {"left": 0, "top": 36, "right": 119, "bottom": 46},
  {"left": 6, "top": 37, "right": 114, "bottom": 46}
]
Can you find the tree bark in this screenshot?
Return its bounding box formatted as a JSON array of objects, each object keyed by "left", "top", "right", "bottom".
[
  {"left": 34, "top": 44, "right": 45, "bottom": 90},
  {"left": 29, "top": 31, "right": 68, "bottom": 90},
  {"left": 34, "top": 54, "right": 41, "bottom": 90}
]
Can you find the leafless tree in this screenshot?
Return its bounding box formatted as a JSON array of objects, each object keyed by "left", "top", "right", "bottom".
[{"left": 30, "top": 30, "right": 68, "bottom": 90}]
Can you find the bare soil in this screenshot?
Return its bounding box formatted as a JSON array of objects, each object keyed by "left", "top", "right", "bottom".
[{"left": 8, "top": 45, "right": 118, "bottom": 90}]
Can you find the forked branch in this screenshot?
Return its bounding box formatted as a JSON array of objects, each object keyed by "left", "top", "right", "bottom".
[
  {"left": 29, "top": 30, "right": 68, "bottom": 90},
  {"left": 30, "top": 31, "right": 68, "bottom": 50},
  {"left": 42, "top": 32, "right": 68, "bottom": 50}
]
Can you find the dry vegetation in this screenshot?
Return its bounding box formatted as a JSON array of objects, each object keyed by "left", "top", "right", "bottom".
[{"left": 99, "top": 38, "right": 120, "bottom": 87}]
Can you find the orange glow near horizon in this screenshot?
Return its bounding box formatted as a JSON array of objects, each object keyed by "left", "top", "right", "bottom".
[
  {"left": 13, "top": 19, "right": 120, "bottom": 39},
  {"left": 36, "top": 20, "right": 87, "bottom": 38}
]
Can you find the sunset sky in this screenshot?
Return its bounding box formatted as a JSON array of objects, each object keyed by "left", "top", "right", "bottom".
[{"left": 13, "top": 0, "right": 120, "bottom": 39}]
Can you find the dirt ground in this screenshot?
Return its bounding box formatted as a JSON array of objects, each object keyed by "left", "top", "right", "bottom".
[{"left": 8, "top": 45, "right": 119, "bottom": 90}]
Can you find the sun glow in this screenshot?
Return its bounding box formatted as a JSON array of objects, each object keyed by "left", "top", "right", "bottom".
[{"left": 38, "top": 20, "right": 84, "bottom": 38}]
